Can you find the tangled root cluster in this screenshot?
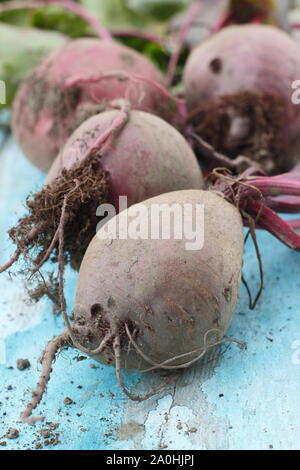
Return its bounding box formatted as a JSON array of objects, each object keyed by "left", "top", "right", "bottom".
[
  {"left": 189, "top": 91, "right": 288, "bottom": 174},
  {"left": 9, "top": 155, "right": 110, "bottom": 274}
]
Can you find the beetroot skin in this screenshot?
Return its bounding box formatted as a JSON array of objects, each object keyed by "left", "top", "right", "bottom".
[
  {"left": 184, "top": 25, "right": 300, "bottom": 173},
  {"left": 12, "top": 38, "right": 172, "bottom": 171},
  {"left": 46, "top": 109, "right": 203, "bottom": 209},
  {"left": 74, "top": 190, "right": 244, "bottom": 371},
  {"left": 3, "top": 109, "right": 203, "bottom": 276}
]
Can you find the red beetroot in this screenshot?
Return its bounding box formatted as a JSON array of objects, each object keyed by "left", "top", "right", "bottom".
[
  {"left": 12, "top": 38, "right": 173, "bottom": 171},
  {"left": 2, "top": 106, "right": 203, "bottom": 280},
  {"left": 184, "top": 24, "right": 300, "bottom": 174},
  {"left": 20, "top": 166, "right": 300, "bottom": 423}
]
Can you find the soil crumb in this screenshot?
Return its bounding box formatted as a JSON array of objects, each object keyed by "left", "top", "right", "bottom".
[
  {"left": 16, "top": 359, "right": 31, "bottom": 370},
  {"left": 6, "top": 428, "right": 19, "bottom": 439}
]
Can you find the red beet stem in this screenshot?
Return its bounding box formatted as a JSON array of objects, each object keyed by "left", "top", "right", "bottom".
[
  {"left": 226, "top": 177, "right": 300, "bottom": 201},
  {"left": 66, "top": 71, "right": 187, "bottom": 122},
  {"left": 264, "top": 196, "right": 300, "bottom": 214},
  {"left": 240, "top": 199, "right": 300, "bottom": 251},
  {"left": 166, "top": 0, "right": 202, "bottom": 87},
  {"left": 288, "top": 219, "right": 300, "bottom": 230}
]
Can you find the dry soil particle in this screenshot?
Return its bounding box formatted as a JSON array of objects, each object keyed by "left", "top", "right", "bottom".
[
  {"left": 63, "top": 397, "right": 74, "bottom": 405},
  {"left": 6, "top": 428, "right": 19, "bottom": 439},
  {"left": 16, "top": 359, "right": 31, "bottom": 370}
]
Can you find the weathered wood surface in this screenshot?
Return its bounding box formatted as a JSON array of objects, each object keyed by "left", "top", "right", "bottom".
[{"left": 0, "top": 134, "right": 299, "bottom": 450}]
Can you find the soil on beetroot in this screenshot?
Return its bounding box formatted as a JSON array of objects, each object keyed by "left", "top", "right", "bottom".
[
  {"left": 15, "top": 72, "right": 107, "bottom": 153},
  {"left": 9, "top": 155, "right": 110, "bottom": 276},
  {"left": 188, "top": 91, "right": 292, "bottom": 174}
]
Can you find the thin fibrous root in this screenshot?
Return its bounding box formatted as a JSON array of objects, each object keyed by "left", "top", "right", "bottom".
[
  {"left": 166, "top": 1, "right": 202, "bottom": 87},
  {"left": 241, "top": 209, "right": 264, "bottom": 310},
  {"left": 20, "top": 329, "right": 70, "bottom": 424},
  {"left": 30, "top": 221, "right": 63, "bottom": 278},
  {"left": 0, "top": 249, "right": 21, "bottom": 273},
  {"left": 2, "top": 103, "right": 127, "bottom": 281},
  {"left": 213, "top": 169, "right": 265, "bottom": 309},
  {"left": 57, "top": 189, "right": 116, "bottom": 356},
  {"left": 125, "top": 324, "right": 246, "bottom": 373},
  {"left": 113, "top": 335, "right": 173, "bottom": 402},
  {"left": 0, "top": 227, "right": 40, "bottom": 274},
  {"left": 191, "top": 133, "right": 263, "bottom": 174}
]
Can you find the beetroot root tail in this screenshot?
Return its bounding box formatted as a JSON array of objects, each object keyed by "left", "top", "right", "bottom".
[
  {"left": 113, "top": 335, "right": 173, "bottom": 402},
  {"left": 20, "top": 329, "right": 70, "bottom": 424},
  {"left": 0, "top": 249, "right": 21, "bottom": 273}
]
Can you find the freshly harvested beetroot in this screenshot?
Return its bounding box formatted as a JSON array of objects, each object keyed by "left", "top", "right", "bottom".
[
  {"left": 20, "top": 189, "right": 245, "bottom": 422},
  {"left": 19, "top": 165, "right": 300, "bottom": 422},
  {"left": 2, "top": 106, "right": 203, "bottom": 280},
  {"left": 184, "top": 24, "right": 300, "bottom": 174},
  {"left": 12, "top": 38, "right": 173, "bottom": 171},
  {"left": 73, "top": 190, "right": 244, "bottom": 370}
]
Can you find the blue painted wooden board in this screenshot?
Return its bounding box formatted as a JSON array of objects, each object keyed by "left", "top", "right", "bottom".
[{"left": 0, "top": 133, "right": 300, "bottom": 450}]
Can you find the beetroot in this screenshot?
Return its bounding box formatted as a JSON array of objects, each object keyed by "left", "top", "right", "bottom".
[
  {"left": 19, "top": 165, "right": 300, "bottom": 422},
  {"left": 2, "top": 106, "right": 203, "bottom": 281},
  {"left": 184, "top": 24, "right": 300, "bottom": 174},
  {"left": 20, "top": 189, "right": 245, "bottom": 422},
  {"left": 12, "top": 38, "right": 173, "bottom": 171},
  {"left": 73, "top": 190, "right": 244, "bottom": 370}
]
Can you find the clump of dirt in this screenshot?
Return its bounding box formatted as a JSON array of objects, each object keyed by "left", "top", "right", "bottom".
[
  {"left": 6, "top": 428, "right": 19, "bottom": 439},
  {"left": 9, "top": 154, "right": 110, "bottom": 275},
  {"left": 188, "top": 91, "right": 291, "bottom": 174},
  {"left": 33, "top": 423, "right": 60, "bottom": 449},
  {"left": 16, "top": 359, "right": 30, "bottom": 370},
  {"left": 18, "top": 73, "right": 82, "bottom": 137},
  {"left": 16, "top": 72, "right": 108, "bottom": 157},
  {"left": 63, "top": 397, "right": 74, "bottom": 405}
]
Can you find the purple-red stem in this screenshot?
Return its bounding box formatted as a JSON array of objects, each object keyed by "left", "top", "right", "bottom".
[
  {"left": 166, "top": 0, "right": 202, "bottom": 87},
  {"left": 264, "top": 195, "right": 300, "bottom": 214},
  {"left": 66, "top": 71, "right": 187, "bottom": 123},
  {"left": 82, "top": 99, "right": 130, "bottom": 161},
  {"left": 240, "top": 199, "right": 300, "bottom": 251},
  {"left": 225, "top": 177, "right": 300, "bottom": 202}
]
